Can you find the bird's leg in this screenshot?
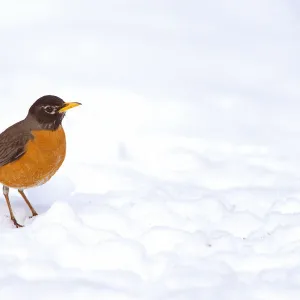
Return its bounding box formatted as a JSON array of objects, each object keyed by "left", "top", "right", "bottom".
[
  {"left": 18, "top": 189, "right": 38, "bottom": 217},
  {"left": 3, "top": 186, "right": 23, "bottom": 228}
]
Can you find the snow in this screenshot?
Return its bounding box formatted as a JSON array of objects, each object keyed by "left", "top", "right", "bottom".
[{"left": 1, "top": 0, "right": 300, "bottom": 299}]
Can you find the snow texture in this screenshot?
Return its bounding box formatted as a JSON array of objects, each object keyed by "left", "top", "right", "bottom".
[{"left": 1, "top": 0, "right": 300, "bottom": 299}]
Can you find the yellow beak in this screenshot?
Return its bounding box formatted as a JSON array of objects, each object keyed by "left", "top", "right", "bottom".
[{"left": 59, "top": 102, "right": 82, "bottom": 113}]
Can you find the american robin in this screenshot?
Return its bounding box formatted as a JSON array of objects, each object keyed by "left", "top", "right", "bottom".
[{"left": 0, "top": 95, "right": 81, "bottom": 228}]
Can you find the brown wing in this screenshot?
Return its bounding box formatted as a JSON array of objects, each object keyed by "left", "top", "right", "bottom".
[{"left": 0, "top": 121, "right": 33, "bottom": 167}]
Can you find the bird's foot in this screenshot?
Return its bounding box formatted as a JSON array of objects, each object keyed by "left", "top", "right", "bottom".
[
  {"left": 11, "top": 218, "right": 23, "bottom": 228},
  {"left": 29, "top": 211, "right": 38, "bottom": 218}
]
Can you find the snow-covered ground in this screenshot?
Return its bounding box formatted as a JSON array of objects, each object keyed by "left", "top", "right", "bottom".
[{"left": 1, "top": 0, "right": 300, "bottom": 299}]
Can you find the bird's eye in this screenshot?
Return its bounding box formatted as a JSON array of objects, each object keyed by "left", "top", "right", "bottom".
[{"left": 44, "top": 106, "right": 54, "bottom": 114}]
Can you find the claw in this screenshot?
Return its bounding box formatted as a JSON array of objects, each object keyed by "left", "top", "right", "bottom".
[
  {"left": 11, "top": 218, "right": 23, "bottom": 228},
  {"left": 29, "top": 212, "right": 38, "bottom": 219}
]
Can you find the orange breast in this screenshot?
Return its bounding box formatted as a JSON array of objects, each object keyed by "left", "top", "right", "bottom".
[{"left": 0, "top": 126, "right": 66, "bottom": 189}]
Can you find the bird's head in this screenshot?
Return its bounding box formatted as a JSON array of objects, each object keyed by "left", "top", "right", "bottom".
[{"left": 28, "top": 95, "right": 81, "bottom": 130}]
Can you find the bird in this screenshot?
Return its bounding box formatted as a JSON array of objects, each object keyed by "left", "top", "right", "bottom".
[{"left": 0, "top": 95, "right": 81, "bottom": 228}]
